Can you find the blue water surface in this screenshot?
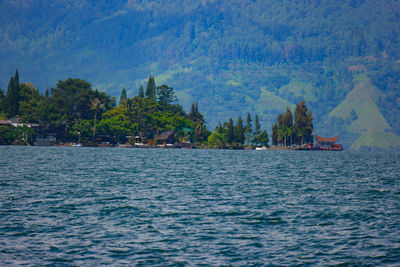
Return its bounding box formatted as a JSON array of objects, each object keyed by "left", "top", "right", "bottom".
[{"left": 1, "top": 146, "right": 400, "bottom": 266}]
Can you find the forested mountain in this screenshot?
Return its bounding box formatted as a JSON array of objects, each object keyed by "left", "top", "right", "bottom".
[{"left": 1, "top": 0, "right": 400, "bottom": 149}]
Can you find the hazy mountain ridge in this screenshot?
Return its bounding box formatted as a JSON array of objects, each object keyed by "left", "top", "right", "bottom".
[{"left": 1, "top": 0, "right": 400, "bottom": 149}]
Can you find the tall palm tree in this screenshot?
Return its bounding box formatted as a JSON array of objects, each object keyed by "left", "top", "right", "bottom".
[
  {"left": 298, "top": 128, "right": 305, "bottom": 147},
  {"left": 278, "top": 126, "right": 288, "bottom": 148},
  {"left": 90, "top": 98, "right": 104, "bottom": 143},
  {"left": 287, "top": 126, "right": 293, "bottom": 147}
]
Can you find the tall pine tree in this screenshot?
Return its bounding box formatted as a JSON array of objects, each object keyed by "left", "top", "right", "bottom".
[
  {"left": 245, "top": 113, "right": 252, "bottom": 144},
  {"left": 234, "top": 116, "right": 245, "bottom": 144},
  {"left": 138, "top": 85, "right": 144, "bottom": 98},
  {"left": 226, "top": 118, "right": 234, "bottom": 144},
  {"left": 272, "top": 123, "right": 278, "bottom": 146},
  {"left": 6, "top": 70, "right": 21, "bottom": 117},
  {"left": 119, "top": 88, "right": 127, "bottom": 106},
  {"left": 145, "top": 75, "right": 156, "bottom": 100},
  {"left": 252, "top": 114, "right": 261, "bottom": 145},
  {"left": 254, "top": 115, "right": 260, "bottom": 135}
]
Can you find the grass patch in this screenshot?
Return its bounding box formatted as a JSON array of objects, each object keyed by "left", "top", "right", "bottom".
[
  {"left": 351, "top": 131, "right": 400, "bottom": 150},
  {"left": 329, "top": 75, "right": 390, "bottom": 133}
]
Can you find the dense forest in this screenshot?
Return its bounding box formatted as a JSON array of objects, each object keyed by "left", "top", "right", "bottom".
[{"left": 1, "top": 0, "right": 399, "bottom": 149}]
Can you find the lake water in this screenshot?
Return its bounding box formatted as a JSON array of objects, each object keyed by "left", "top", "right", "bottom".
[{"left": 1, "top": 146, "right": 400, "bottom": 266}]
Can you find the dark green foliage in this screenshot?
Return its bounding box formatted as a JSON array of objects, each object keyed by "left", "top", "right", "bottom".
[
  {"left": 156, "top": 84, "right": 177, "bottom": 106},
  {"left": 0, "top": 125, "right": 36, "bottom": 145},
  {"left": 294, "top": 101, "right": 313, "bottom": 145},
  {"left": 226, "top": 118, "right": 234, "bottom": 144},
  {"left": 189, "top": 102, "right": 208, "bottom": 143},
  {"left": 18, "top": 83, "right": 41, "bottom": 123},
  {"left": 234, "top": 116, "right": 245, "bottom": 144},
  {"left": 138, "top": 85, "right": 144, "bottom": 98},
  {"left": 145, "top": 76, "right": 156, "bottom": 101},
  {"left": 272, "top": 123, "right": 278, "bottom": 146},
  {"left": 120, "top": 88, "right": 127, "bottom": 105},
  {"left": 245, "top": 113, "right": 252, "bottom": 143},
  {"left": 189, "top": 102, "right": 204, "bottom": 123},
  {"left": 5, "top": 71, "right": 20, "bottom": 117},
  {"left": 254, "top": 115, "right": 260, "bottom": 135},
  {"left": 257, "top": 130, "right": 269, "bottom": 147}
]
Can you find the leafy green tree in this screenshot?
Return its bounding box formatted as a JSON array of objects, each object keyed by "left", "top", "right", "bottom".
[
  {"left": 294, "top": 100, "right": 313, "bottom": 145},
  {"left": 98, "top": 105, "right": 134, "bottom": 144},
  {"left": 49, "top": 78, "right": 114, "bottom": 140},
  {"left": 12, "top": 126, "right": 36, "bottom": 145},
  {"left": 71, "top": 120, "right": 92, "bottom": 142},
  {"left": 18, "top": 83, "right": 42, "bottom": 123},
  {"left": 258, "top": 130, "right": 269, "bottom": 147},
  {"left": 0, "top": 125, "right": 17, "bottom": 145},
  {"left": 207, "top": 131, "right": 225, "bottom": 147},
  {"left": 156, "top": 84, "right": 177, "bottom": 106},
  {"left": 127, "top": 96, "right": 157, "bottom": 139}
]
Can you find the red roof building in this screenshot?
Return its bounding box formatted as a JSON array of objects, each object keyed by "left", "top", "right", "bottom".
[{"left": 315, "top": 135, "right": 339, "bottom": 148}]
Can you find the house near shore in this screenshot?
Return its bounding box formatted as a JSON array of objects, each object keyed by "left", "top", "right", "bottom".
[
  {"left": 313, "top": 135, "right": 343, "bottom": 150},
  {"left": 0, "top": 120, "right": 11, "bottom": 126},
  {"left": 7, "top": 117, "right": 40, "bottom": 128},
  {"left": 154, "top": 131, "right": 175, "bottom": 145}
]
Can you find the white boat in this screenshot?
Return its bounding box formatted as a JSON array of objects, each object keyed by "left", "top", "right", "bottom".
[
  {"left": 255, "top": 146, "right": 268, "bottom": 150},
  {"left": 72, "top": 143, "right": 82, "bottom": 147}
]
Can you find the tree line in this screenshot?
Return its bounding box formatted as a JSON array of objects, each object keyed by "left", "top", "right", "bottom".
[
  {"left": 271, "top": 102, "right": 313, "bottom": 147},
  {"left": 0, "top": 70, "right": 314, "bottom": 147}
]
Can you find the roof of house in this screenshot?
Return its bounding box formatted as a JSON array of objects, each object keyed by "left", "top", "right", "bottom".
[
  {"left": 154, "top": 130, "right": 175, "bottom": 140},
  {"left": 8, "top": 117, "right": 21, "bottom": 124},
  {"left": 0, "top": 120, "right": 11, "bottom": 125},
  {"left": 315, "top": 135, "right": 338, "bottom": 143}
]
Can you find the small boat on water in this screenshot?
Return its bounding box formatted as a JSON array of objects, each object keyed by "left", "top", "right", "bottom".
[
  {"left": 255, "top": 146, "right": 268, "bottom": 150},
  {"left": 72, "top": 143, "right": 82, "bottom": 147}
]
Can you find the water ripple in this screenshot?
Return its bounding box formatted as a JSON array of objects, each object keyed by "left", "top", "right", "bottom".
[{"left": 1, "top": 147, "right": 400, "bottom": 265}]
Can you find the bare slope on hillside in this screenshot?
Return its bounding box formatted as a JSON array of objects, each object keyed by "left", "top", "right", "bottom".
[
  {"left": 329, "top": 74, "right": 400, "bottom": 150},
  {"left": 329, "top": 75, "right": 390, "bottom": 133},
  {"left": 351, "top": 131, "right": 400, "bottom": 150}
]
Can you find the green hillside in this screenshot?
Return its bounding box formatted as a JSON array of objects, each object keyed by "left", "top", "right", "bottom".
[
  {"left": 1, "top": 0, "right": 400, "bottom": 149},
  {"left": 329, "top": 75, "right": 390, "bottom": 133},
  {"left": 351, "top": 131, "right": 400, "bottom": 151}
]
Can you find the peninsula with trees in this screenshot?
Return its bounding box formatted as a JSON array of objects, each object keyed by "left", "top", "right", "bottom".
[{"left": 0, "top": 70, "right": 322, "bottom": 149}]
